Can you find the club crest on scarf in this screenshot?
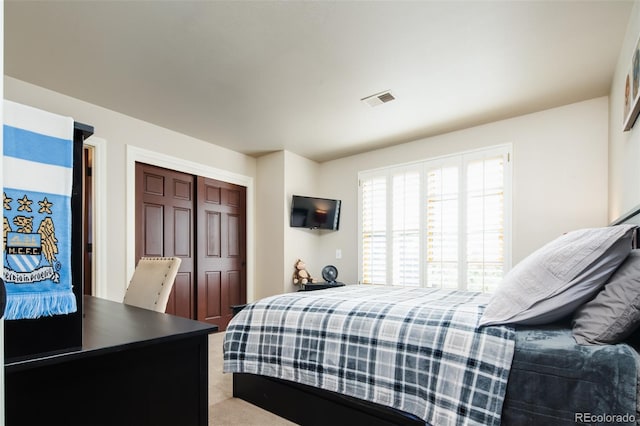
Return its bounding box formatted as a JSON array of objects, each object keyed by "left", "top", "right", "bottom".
[{"left": 3, "top": 192, "right": 61, "bottom": 285}]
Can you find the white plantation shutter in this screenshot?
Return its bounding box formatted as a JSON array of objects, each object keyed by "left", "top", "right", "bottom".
[
  {"left": 392, "top": 168, "right": 421, "bottom": 286},
  {"left": 361, "top": 176, "right": 387, "bottom": 284},
  {"left": 465, "top": 154, "right": 506, "bottom": 292},
  {"left": 359, "top": 145, "right": 511, "bottom": 291},
  {"left": 426, "top": 163, "right": 459, "bottom": 289}
]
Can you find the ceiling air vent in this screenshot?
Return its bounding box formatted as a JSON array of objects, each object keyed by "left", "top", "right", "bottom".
[{"left": 361, "top": 90, "right": 396, "bottom": 107}]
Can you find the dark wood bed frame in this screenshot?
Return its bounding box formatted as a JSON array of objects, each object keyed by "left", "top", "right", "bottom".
[
  {"left": 232, "top": 206, "right": 640, "bottom": 426},
  {"left": 233, "top": 373, "right": 424, "bottom": 425}
]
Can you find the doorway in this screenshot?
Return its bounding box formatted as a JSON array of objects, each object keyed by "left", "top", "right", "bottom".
[{"left": 83, "top": 146, "right": 93, "bottom": 296}]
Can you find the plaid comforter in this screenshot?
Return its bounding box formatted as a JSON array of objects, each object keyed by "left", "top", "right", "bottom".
[{"left": 223, "top": 286, "right": 515, "bottom": 425}]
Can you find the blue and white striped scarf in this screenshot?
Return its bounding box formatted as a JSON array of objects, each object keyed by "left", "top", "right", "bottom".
[{"left": 2, "top": 100, "right": 77, "bottom": 320}]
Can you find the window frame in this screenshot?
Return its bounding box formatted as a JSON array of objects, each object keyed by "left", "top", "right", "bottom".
[{"left": 357, "top": 144, "right": 512, "bottom": 291}]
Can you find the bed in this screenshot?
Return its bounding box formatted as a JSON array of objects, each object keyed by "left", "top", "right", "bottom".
[{"left": 224, "top": 211, "right": 640, "bottom": 425}]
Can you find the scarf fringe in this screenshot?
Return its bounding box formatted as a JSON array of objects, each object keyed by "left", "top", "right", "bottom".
[{"left": 4, "top": 292, "right": 77, "bottom": 320}]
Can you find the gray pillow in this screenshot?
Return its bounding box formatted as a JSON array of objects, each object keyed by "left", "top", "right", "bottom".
[
  {"left": 479, "top": 225, "right": 636, "bottom": 327},
  {"left": 572, "top": 250, "right": 640, "bottom": 345}
]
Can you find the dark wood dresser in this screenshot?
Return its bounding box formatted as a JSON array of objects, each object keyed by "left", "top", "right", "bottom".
[{"left": 5, "top": 296, "right": 217, "bottom": 426}]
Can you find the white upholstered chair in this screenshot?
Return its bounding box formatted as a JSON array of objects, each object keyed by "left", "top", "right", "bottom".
[{"left": 123, "top": 257, "right": 182, "bottom": 313}]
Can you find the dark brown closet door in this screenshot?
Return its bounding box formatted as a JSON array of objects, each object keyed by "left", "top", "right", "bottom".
[
  {"left": 197, "top": 176, "right": 247, "bottom": 330},
  {"left": 135, "top": 163, "right": 195, "bottom": 318}
]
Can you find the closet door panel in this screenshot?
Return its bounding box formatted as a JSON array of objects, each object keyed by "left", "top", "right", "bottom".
[
  {"left": 197, "top": 177, "right": 246, "bottom": 330},
  {"left": 135, "top": 163, "right": 195, "bottom": 318}
]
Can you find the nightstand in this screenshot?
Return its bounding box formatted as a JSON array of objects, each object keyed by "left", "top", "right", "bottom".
[{"left": 300, "top": 282, "right": 345, "bottom": 291}]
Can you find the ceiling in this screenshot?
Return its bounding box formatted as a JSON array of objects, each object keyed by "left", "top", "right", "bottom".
[{"left": 4, "top": 1, "right": 634, "bottom": 162}]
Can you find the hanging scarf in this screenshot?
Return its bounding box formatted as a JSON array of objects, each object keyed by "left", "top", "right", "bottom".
[{"left": 2, "top": 100, "right": 77, "bottom": 320}]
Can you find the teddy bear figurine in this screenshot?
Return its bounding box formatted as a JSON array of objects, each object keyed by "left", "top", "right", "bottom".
[{"left": 292, "top": 259, "right": 314, "bottom": 285}]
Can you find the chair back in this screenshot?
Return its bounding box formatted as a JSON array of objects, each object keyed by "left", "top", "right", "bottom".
[{"left": 123, "top": 257, "right": 182, "bottom": 312}]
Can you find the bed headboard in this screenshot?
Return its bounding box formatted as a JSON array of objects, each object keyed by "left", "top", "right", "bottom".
[{"left": 610, "top": 204, "right": 640, "bottom": 248}]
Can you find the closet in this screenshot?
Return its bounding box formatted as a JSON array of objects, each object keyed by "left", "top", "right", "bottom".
[{"left": 135, "top": 162, "right": 246, "bottom": 330}]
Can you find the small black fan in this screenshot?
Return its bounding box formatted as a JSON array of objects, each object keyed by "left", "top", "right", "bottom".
[{"left": 321, "top": 265, "right": 338, "bottom": 283}]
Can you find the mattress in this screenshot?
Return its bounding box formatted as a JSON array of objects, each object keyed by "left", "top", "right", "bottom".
[{"left": 224, "top": 286, "right": 515, "bottom": 426}]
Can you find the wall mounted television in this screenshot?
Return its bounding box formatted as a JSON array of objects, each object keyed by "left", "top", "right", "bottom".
[{"left": 290, "top": 195, "right": 341, "bottom": 230}]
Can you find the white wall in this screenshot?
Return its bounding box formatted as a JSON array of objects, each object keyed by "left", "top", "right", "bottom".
[
  {"left": 317, "top": 97, "right": 609, "bottom": 285},
  {"left": 283, "top": 151, "right": 321, "bottom": 291},
  {"left": 609, "top": 0, "right": 640, "bottom": 221},
  {"left": 255, "top": 151, "right": 286, "bottom": 299},
  {"left": 5, "top": 76, "right": 258, "bottom": 302},
  {"left": 254, "top": 150, "right": 322, "bottom": 298}
]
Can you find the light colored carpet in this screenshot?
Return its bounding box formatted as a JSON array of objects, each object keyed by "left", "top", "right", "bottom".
[{"left": 209, "top": 332, "right": 296, "bottom": 426}]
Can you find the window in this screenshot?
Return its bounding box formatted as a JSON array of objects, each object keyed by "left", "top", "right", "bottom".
[{"left": 359, "top": 145, "right": 511, "bottom": 292}]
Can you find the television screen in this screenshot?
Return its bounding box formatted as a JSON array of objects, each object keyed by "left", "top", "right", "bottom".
[{"left": 290, "top": 195, "right": 341, "bottom": 230}]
